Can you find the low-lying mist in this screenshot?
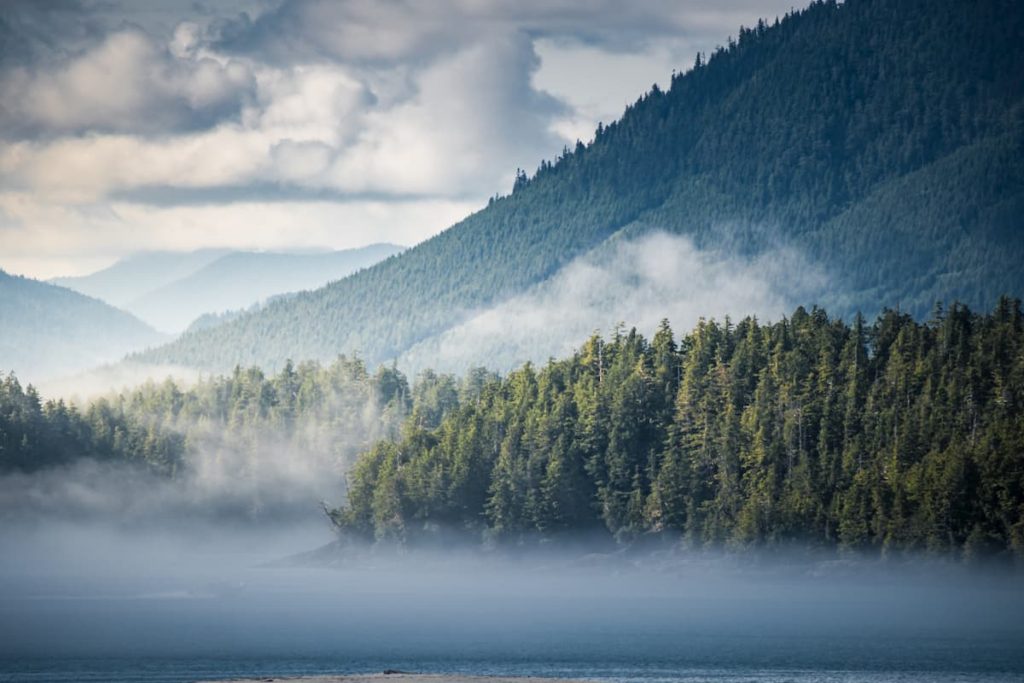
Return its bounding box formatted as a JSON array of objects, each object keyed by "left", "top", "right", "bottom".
[
  {"left": 1, "top": 513, "right": 1023, "bottom": 676},
  {"left": 2, "top": 421, "right": 1023, "bottom": 678},
  {"left": 0, "top": 449, "right": 343, "bottom": 525},
  {"left": 1, "top": 355, "right": 408, "bottom": 526},
  {"left": 35, "top": 361, "right": 205, "bottom": 404}
]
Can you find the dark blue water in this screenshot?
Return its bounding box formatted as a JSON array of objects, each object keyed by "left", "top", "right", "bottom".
[
  {"left": 4, "top": 649, "right": 1024, "bottom": 683},
  {"left": 1, "top": 523, "right": 1022, "bottom": 683},
  {"left": 3, "top": 656, "right": 1024, "bottom": 683}
]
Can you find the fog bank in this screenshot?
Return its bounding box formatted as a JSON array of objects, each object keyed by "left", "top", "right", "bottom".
[{"left": 1, "top": 518, "right": 1022, "bottom": 673}]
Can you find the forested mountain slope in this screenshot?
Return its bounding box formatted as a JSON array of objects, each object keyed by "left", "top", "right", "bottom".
[
  {"left": 0, "top": 270, "right": 164, "bottom": 381},
  {"left": 136, "top": 0, "right": 1024, "bottom": 372}
]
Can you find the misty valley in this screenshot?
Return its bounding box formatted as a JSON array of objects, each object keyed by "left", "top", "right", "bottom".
[{"left": 2, "top": 0, "right": 1024, "bottom": 681}]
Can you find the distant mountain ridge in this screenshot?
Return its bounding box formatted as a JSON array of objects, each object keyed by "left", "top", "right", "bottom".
[
  {"left": 0, "top": 270, "right": 164, "bottom": 381},
  {"left": 51, "top": 249, "right": 231, "bottom": 309},
  {"left": 134, "top": 0, "right": 1024, "bottom": 372},
  {"left": 55, "top": 244, "right": 403, "bottom": 333}
]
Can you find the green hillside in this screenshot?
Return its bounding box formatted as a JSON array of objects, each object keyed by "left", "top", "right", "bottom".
[{"left": 136, "top": 0, "right": 1024, "bottom": 372}]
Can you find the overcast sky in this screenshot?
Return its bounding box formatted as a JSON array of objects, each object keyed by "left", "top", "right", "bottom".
[{"left": 0, "top": 0, "right": 793, "bottom": 279}]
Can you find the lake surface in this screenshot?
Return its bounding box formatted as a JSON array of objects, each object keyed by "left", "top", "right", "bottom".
[{"left": 1, "top": 522, "right": 1022, "bottom": 683}]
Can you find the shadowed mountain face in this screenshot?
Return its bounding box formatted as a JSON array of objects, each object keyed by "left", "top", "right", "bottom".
[
  {"left": 53, "top": 244, "right": 404, "bottom": 334},
  {"left": 131, "top": 0, "right": 1023, "bottom": 373},
  {"left": 0, "top": 270, "right": 164, "bottom": 382}
]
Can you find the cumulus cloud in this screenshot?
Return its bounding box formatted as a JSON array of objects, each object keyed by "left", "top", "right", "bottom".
[
  {"left": 0, "top": 28, "right": 255, "bottom": 137},
  {"left": 0, "top": 31, "right": 560, "bottom": 203},
  {"left": 326, "top": 32, "right": 566, "bottom": 196}
]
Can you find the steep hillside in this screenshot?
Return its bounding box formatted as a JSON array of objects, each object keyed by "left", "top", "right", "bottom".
[
  {"left": 0, "top": 271, "right": 165, "bottom": 381},
  {"left": 136, "top": 0, "right": 1024, "bottom": 372},
  {"left": 123, "top": 244, "right": 403, "bottom": 332}
]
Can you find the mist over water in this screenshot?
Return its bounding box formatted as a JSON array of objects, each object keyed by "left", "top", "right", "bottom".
[{"left": 1, "top": 499, "right": 1023, "bottom": 682}]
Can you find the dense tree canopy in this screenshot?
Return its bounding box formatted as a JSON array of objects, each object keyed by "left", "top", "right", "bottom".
[
  {"left": 0, "top": 373, "right": 183, "bottom": 474},
  {"left": 330, "top": 300, "right": 1024, "bottom": 561}
]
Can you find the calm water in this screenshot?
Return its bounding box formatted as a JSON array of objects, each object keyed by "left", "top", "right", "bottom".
[
  {"left": 1, "top": 523, "right": 1022, "bottom": 683},
  {"left": 3, "top": 658, "right": 1024, "bottom": 683}
]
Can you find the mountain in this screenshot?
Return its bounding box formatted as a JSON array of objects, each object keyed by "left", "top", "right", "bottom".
[
  {"left": 51, "top": 249, "right": 231, "bottom": 309},
  {"left": 55, "top": 244, "right": 404, "bottom": 333},
  {"left": 120, "top": 244, "right": 404, "bottom": 333},
  {"left": 0, "top": 270, "right": 165, "bottom": 381},
  {"left": 135, "top": 0, "right": 1024, "bottom": 373}
]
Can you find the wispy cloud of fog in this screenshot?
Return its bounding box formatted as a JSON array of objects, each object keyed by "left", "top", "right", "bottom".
[
  {"left": 35, "top": 362, "right": 204, "bottom": 402},
  {"left": 399, "top": 230, "right": 827, "bottom": 375},
  {"left": 3, "top": 379, "right": 394, "bottom": 527},
  {"left": 0, "top": 449, "right": 338, "bottom": 525}
]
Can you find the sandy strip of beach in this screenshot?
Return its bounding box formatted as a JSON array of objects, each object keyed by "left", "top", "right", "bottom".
[{"left": 198, "top": 674, "right": 589, "bottom": 683}]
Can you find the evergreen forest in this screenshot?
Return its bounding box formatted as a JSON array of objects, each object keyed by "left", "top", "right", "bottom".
[{"left": 329, "top": 300, "right": 1024, "bottom": 561}]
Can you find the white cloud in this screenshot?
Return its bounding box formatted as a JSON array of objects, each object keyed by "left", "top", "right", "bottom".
[
  {"left": 0, "top": 191, "right": 475, "bottom": 278},
  {"left": 534, "top": 37, "right": 690, "bottom": 142},
  {"left": 1, "top": 28, "right": 255, "bottom": 136},
  {"left": 328, "top": 32, "right": 564, "bottom": 196},
  {"left": 0, "top": 63, "right": 366, "bottom": 201},
  {"left": 0, "top": 35, "right": 561, "bottom": 202}
]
